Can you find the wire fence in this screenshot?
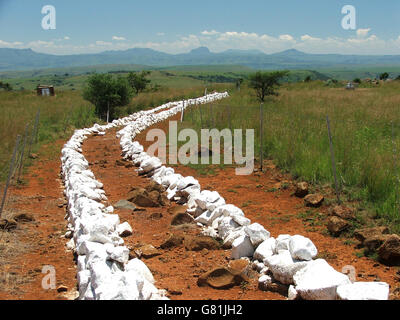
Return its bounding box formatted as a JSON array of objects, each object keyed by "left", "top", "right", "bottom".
[{"left": 0, "top": 109, "right": 40, "bottom": 218}]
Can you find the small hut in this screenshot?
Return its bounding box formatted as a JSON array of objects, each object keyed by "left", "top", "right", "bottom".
[{"left": 36, "top": 85, "right": 55, "bottom": 96}]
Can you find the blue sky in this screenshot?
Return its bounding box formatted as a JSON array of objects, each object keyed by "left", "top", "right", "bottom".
[{"left": 0, "top": 0, "right": 399, "bottom": 55}]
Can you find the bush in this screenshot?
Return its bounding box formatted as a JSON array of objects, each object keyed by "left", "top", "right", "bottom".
[
  {"left": 127, "top": 71, "right": 151, "bottom": 94},
  {"left": 82, "top": 73, "right": 133, "bottom": 120}
]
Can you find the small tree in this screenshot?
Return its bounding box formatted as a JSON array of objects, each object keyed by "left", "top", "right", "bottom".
[
  {"left": 248, "top": 70, "right": 289, "bottom": 102},
  {"left": 304, "top": 75, "right": 312, "bottom": 82},
  {"left": 379, "top": 72, "right": 389, "bottom": 81},
  {"left": 128, "top": 71, "right": 151, "bottom": 94},
  {"left": 353, "top": 78, "right": 361, "bottom": 84},
  {"left": 83, "top": 73, "right": 133, "bottom": 121},
  {"left": 0, "top": 81, "right": 12, "bottom": 91}
]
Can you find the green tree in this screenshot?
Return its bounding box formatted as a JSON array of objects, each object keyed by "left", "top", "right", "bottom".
[
  {"left": 0, "top": 81, "right": 12, "bottom": 91},
  {"left": 379, "top": 72, "right": 389, "bottom": 81},
  {"left": 83, "top": 73, "right": 133, "bottom": 121},
  {"left": 353, "top": 78, "right": 361, "bottom": 84},
  {"left": 248, "top": 70, "right": 289, "bottom": 102},
  {"left": 127, "top": 71, "right": 151, "bottom": 94},
  {"left": 304, "top": 75, "right": 312, "bottom": 82}
]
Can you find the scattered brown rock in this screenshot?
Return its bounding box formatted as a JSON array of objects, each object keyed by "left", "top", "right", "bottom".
[
  {"left": 261, "top": 278, "right": 289, "bottom": 296},
  {"left": 168, "top": 205, "right": 188, "bottom": 216},
  {"left": 125, "top": 163, "right": 134, "bottom": 169},
  {"left": 12, "top": 212, "right": 34, "bottom": 222},
  {"left": 354, "top": 227, "right": 390, "bottom": 245},
  {"left": 364, "top": 234, "right": 392, "bottom": 252},
  {"left": 115, "top": 159, "right": 126, "bottom": 166},
  {"left": 134, "top": 244, "right": 161, "bottom": 259},
  {"left": 295, "top": 182, "right": 309, "bottom": 198},
  {"left": 127, "top": 187, "right": 163, "bottom": 208},
  {"left": 329, "top": 205, "right": 356, "bottom": 220},
  {"left": 327, "top": 216, "right": 350, "bottom": 236},
  {"left": 184, "top": 236, "right": 220, "bottom": 251},
  {"left": 160, "top": 234, "right": 184, "bottom": 249},
  {"left": 29, "top": 153, "right": 38, "bottom": 159},
  {"left": 145, "top": 181, "right": 166, "bottom": 193},
  {"left": 378, "top": 234, "right": 400, "bottom": 266},
  {"left": 57, "top": 285, "right": 68, "bottom": 293},
  {"left": 114, "top": 200, "right": 137, "bottom": 211},
  {"left": 228, "top": 259, "right": 251, "bottom": 277},
  {"left": 149, "top": 212, "right": 163, "bottom": 220},
  {"left": 304, "top": 194, "right": 324, "bottom": 207},
  {"left": 0, "top": 219, "right": 17, "bottom": 231},
  {"left": 197, "top": 267, "right": 247, "bottom": 289},
  {"left": 171, "top": 212, "right": 194, "bottom": 226}
]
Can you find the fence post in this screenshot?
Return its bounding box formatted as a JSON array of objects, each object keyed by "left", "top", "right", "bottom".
[
  {"left": 34, "top": 108, "right": 40, "bottom": 144},
  {"left": 229, "top": 105, "right": 232, "bottom": 131},
  {"left": 28, "top": 109, "right": 40, "bottom": 156},
  {"left": 0, "top": 135, "right": 21, "bottom": 217},
  {"left": 17, "top": 123, "right": 30, "bottom": 182},
  {"left": 391, "top": 122, "right": 399, "bottom": 213},
  {"left": 180, "top": 101, "right": 185, "bottom": 122},
  {"left": 199, "top": 103, "right": 203, "bottom": 129},
  {"left": 326, "top": 115, "right": 341, "bottom": 204},
  {"left": 260, "top": 103, "right": 264, "bottom": 171}
]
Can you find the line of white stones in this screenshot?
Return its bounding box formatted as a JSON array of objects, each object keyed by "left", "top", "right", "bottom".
[
  {"left": 60, "top": 92, "right": 229, "bottom": 300},
  {"left": 116, "top": 93, "right": 390, "bottom": 300}
]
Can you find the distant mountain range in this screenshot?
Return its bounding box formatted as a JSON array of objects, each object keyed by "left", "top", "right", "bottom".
[{"left": 2, "top": 47, "right": 400, "bottom": 71}]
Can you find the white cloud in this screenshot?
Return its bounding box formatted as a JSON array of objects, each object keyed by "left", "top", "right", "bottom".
[
  {"left": 356, "top": 28, "right": 371, "bottom": 38},
  {"left": 112, "top": 36, "right": 126, "bottom": 41},
  {"left": 96, "top": 40, "right": 112, "bottom": 46},
  {"left": 0, "top": 40, "right": 24, "bottom": 48},
  {"left": 279, "top": 34, "right": 295, "bottom": 42},
  {"left": 201, "top": 30, "right": 219, "bottom": 36},
  {"left": 64, "top": 36, "right": 70, "bottom": 40},
  {"left": 156, "top": 32, "right": 165, "bottom": 36},
  {"left": 301, "top": 34, "right": 321, "bottom": 41}
]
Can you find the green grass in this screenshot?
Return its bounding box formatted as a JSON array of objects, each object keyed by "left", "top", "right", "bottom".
[{"left": 181, "top": 80, "right": 400, "bottom": 234}]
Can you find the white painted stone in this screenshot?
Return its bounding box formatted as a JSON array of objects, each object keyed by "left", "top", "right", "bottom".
[
  {"left": 231, "top": 235, "right": 255, "bottom": 259},
  {"left": 125, "top": 258, "right": 155, "bottom": 284},
  {"left": 253, "top": 237, "right": 276, "bottom": 261},
  {"left": 293, "top": 259, "right": 352, "bottom": 300},
  {"left": 263, "top": 250, "right": 309, "bottom": 285},
  {"left": 288, "top": 285, "right": 298, "bottom": 300},
  {"left": 245, "top": 223, "right": 270, "bottom": 247},
  {"left": 336, "top": 282, "right": 389, "bottom": 300},
  {"left": 289, "top": 235, "right": 318, "bottom": 261},
  {"left": 218, "top": 216, "right": 240, "bottom": 240},
  {"left": 275, "top": 234, "right": 292, "bottom": 253}
]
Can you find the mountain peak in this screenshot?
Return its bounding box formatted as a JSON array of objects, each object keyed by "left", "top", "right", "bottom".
[
  {"left": 275, "top": 49, "right": 307, "bottom": 56},
  {"left": 189, "top": 47, "right": 211, "bottom": 55}
]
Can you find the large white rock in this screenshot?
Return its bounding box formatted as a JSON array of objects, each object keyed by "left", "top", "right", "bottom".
[
  {"left": 222, "top": 227, "right": 246, "bottom": 248},
  {"left": 231, "top": 235, "right": 255, "bottom": 259},
  {"left": 125, "top": 258, "right": 155, "bottom": 284},
  {"left": 289, "top": 235, "right": 318, "bottom": 261},
  {"left": 253, "top": 237, "right": 276, "bottom": 261},
  {"left": 195, "top": 204, "right": 228, "bottom": 226},
  {"left": 336, "top": 282, "right": 389, "bottom": 300},
  {"left": 245, "top": 223, "right": 270, "bottom": 247},
  {"left": 105, "top": 245, "right": 130, "bottom": 264},
  {"left": 194, "top": 190, "right": 221, "bottom": 210},
  {"left": 275, "top": 234, "right": 292, "bottom": 253},
  {"left": 218, "top": 216, "right": 240, "bottom": 240},
  {"left": 293, "top": 259, "right": 351, "bottom": 300},
  {"left": 263, "top": 250, "right": 309, "bottom": 285}
]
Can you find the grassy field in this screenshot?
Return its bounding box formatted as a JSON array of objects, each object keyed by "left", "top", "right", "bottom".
[{"left": 181, "top": 80, "right": 400, "bottom": 233}]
